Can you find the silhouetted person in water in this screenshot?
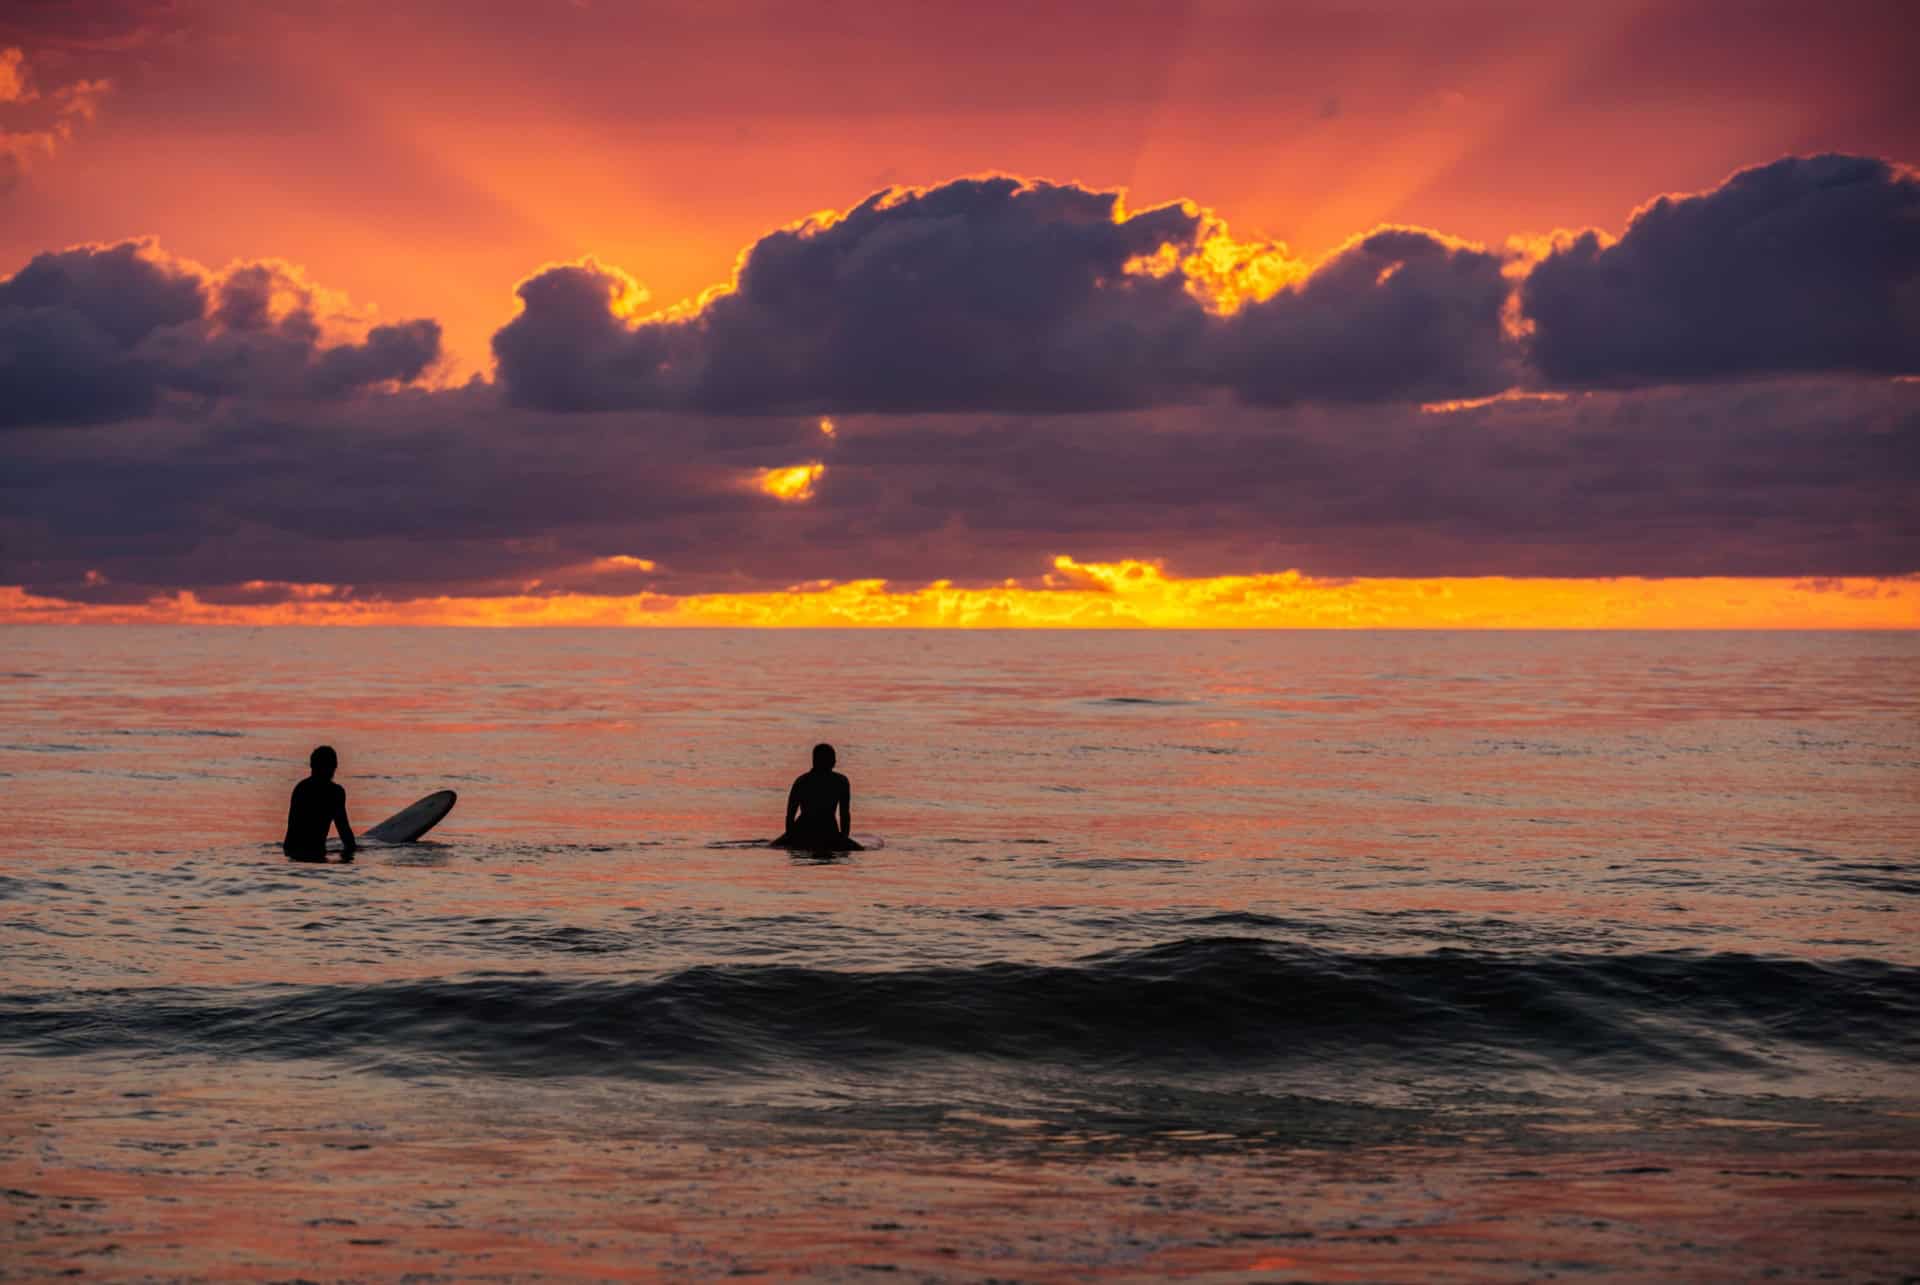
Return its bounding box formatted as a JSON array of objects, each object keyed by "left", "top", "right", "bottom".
[
  {"left": 775, "top": 743, "right": 861, "bottom": 851},
  {"left": 284, "top": 745, "right": 355, "bottom": 862}
]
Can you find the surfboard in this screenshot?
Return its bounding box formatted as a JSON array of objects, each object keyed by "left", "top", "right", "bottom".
[
  {"left": 704, "top": 836, "right": 885, "bottom": 851},
  {"left": 769, "top": 835, "right": 882, "bottom": 853},
  {"left": 360, "top": 789, "right": 457, "bottom": 844}
]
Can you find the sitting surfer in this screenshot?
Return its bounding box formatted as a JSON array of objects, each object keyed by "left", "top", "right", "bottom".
[
  {"left": 774, "top": 743, "right": 862, "bottom": 851},
  {"left": 283, "top": 745, "right": 356, "bottom": 862}
]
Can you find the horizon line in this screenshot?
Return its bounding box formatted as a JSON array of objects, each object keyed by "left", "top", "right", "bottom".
[{"left": 4, "top": 564, "right": 1916, "bottom": 630}]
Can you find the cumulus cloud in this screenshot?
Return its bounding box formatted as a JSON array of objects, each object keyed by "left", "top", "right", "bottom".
[
  {"left": 6, "top": 157, "right": 1920, "bottom": 604},
  {"left": 493, "top": 176, "right": 1513, "bottom": 414},
  {"left": 1524, "top": 154, "right": 1920, "bottom": 384},
  {"left": 1221, "top": 228, "right": 1513, "bottom": 404},
  {"left": 495, "top": 179, "right": 1213, "bottom": 413},
  {"left": 0, "top": 240, "right": 442, "bottom": 427},
  {"left": 495, "top": 158, "right": 1920, "bottom": 414}
]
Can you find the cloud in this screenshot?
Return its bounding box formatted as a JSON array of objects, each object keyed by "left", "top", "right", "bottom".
[
  {"left": 494, "top": 158, "right": 1919, "bottom": 415},
  {"left": 805, "top": 380, "right": 1918, "bottom": 580},
  {"left": 493, "top": 176, "right": 1513, "bottom": 414},
  {"left": 0, "top": 240, "right": 203, "bottom": 424},
  {"left": 308, "top": 318, "right": 441, "bottom": 396},
  {"left": 0, "top": 47, "right": 30, "bottom": 103},
  {"left": 1220, "top": 227, "right": 1513, "bottom": 404},
  {"left": 0, "top": 240, "right": 442, "bottom": 427},
  {"left": 6, "top": 158, "right": 1919, "bottom": 607},
  {"left": 1523, "top": 154, "right": 1920, "bottom": 384},
  {"left": 2, "top": 376, "right": 1912, "bottom": 608},
  {"left": 0, "top": 5, "right": 181, "bottom": 55},
  {"left": 0, "top": 45, "right": 112, "bottom": 189},
  {"left": 495, "top": 178, "right": 1214, "bottom": 414}
]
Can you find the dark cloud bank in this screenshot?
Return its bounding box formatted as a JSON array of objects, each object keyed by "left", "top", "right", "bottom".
[
  {"left": 3, "top": 155, "right": 1916, "bottom": 601},
  {"left": 0, "top": 241, "right": 441, "bottom": 428},
  {"left": 1525, "top": 155, "right": 1920, "bottom": 385}
]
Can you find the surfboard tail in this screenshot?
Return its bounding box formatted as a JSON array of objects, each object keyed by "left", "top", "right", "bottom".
[{"left": 360, "top": 790, "right": 457, "bottom": 844}]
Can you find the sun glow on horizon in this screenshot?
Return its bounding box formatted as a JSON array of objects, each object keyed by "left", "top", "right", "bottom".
[{"left": 3, "top": 559, "right": 1913, "bottom": 630}]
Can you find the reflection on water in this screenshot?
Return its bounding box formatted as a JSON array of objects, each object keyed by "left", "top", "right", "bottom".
[
  {"left": 1, "top": 627, "right": 1916, "bottom": 1278},
  {"left": 4, "top": 628, "right": 1915, "bottom": 981}
]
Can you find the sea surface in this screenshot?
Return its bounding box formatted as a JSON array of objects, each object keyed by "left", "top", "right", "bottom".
[{"left": 3, "top": 627, "right": 1917, "bottom": 1280}]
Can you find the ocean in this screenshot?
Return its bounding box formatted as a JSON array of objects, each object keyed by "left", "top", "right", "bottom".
[{"left": 3, "top": 626, "right": 1916, "bottom": 1280}]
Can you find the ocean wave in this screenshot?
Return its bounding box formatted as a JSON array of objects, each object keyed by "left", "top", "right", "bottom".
[{"left": 2, "top": 938, "right": 1914, "bottom": 1080}]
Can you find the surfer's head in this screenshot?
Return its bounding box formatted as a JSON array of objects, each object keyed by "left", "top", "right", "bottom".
[
  {"left": 812, "top": 742, "right": 836, "bottom": 771},
  {"left": 309, "top": 745, "right": 338, "bottom": 778}
]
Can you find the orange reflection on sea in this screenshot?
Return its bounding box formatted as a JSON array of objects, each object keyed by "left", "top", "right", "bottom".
[{"left": 8, "top": 1058, "right": 1916, "bottom": 1280}]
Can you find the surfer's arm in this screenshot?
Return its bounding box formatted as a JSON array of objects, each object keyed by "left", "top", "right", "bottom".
[
  {"left": 785, "top": 778, "right": 803, "bottom": 831},
  {"left": 837, "top": 777, "right": 851, "bottom": 837},
  {"left": 333, "top": 790, "right": 357, "bottom": 855}
]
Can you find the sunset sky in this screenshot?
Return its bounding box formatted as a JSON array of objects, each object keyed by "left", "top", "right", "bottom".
[{"left": 2, "top": 0, "right": 1916, "bottom": 626}]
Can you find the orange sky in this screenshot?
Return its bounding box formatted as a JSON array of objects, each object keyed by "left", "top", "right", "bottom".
[
  {"left": 6, "top": 0, "right": 1916, "bottom": 377},
  {"left": 2, "top": 1, "right": 1915, "bottom": 626}
]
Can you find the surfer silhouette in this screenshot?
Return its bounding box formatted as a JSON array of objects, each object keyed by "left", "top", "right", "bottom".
[
  {"left": 283, "top": 745, "right": 355, "bottom": 862},
  {"left": 774, "top": 743, "right": 862, "bottom": 851}
]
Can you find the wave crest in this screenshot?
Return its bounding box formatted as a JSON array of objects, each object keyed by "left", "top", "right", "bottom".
[{"left": 4, "top": 939, "right": 1913, "bottom": 1079}]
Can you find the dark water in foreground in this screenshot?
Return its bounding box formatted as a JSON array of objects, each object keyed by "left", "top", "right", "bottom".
[{"left": 2, "top": 628, "right": 1916, "bottom": 1278}]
